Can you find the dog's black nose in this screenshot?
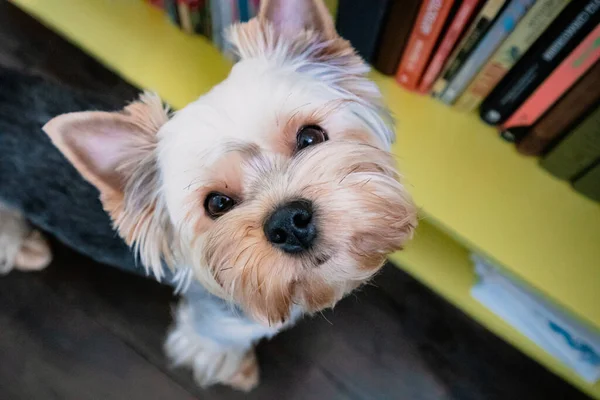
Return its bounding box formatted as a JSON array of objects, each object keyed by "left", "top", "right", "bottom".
[{"left": 264, "top": 200, "right": 316, "bottom": 254}]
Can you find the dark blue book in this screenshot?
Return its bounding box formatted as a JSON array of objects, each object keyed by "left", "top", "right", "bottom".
[{"left": 336, "top": 0, "right": 391, "bottom": 62}]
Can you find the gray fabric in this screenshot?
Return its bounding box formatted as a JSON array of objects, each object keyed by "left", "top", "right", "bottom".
[{"left": 0, "top": 67, "right": 146, "bottom": 277}]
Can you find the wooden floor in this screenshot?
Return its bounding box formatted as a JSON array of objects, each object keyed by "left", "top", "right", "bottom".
[{"left": 0, "top": 2, "right": 591, "bottom": 399}]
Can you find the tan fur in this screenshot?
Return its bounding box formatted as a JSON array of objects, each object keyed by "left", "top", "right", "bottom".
[
  {"left": 225, "top": 350, "right": 260, "bottom": 392},
  {"left": 198, "top": 140, "right": 416, "bottom": 324}
]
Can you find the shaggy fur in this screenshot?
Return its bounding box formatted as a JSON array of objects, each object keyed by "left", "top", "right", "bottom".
[{"left": 1, "top": 0, "right": 417, "bottom": 391}]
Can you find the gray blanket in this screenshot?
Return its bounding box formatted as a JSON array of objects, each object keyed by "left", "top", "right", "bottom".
[{"left": 0, "top": 68, "right": 143, "bottom": 276}]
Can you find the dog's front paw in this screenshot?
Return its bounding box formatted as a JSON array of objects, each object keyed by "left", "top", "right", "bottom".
[
  {"left": 224, "top": 350, "right": 259, "bottom": 392},
  {"left": 0, "top": 228, "right": 23, "bottom": 275},
  {"left": 14, "top": 230, "right": 52, "bottom": 271},
  {"left": 165, "top": 312, "right": 259, "bottom": 391},
  {"left": 0, "top": 206, "right": 52, "bottom": 275}
]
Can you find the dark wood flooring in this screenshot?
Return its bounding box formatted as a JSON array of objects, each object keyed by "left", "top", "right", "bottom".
[{"left": 0, "top": 2, "right": 591, "bottom": 399}]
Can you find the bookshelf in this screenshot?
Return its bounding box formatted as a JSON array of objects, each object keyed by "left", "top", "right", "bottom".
[{"left": 11, "top": 0, "right": 600, "bottom": 397}]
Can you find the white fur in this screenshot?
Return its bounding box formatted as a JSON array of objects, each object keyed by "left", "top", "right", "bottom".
[
  {"left": 0, "top": 202, "right": 51, "bottom": 273},
  {"left": 166, "top": 282, "right": 301, "bottom": 388},
  {"left": 159, "top": 57, "right": 382, "bottom": 227},
  {"left": 0, "top": 202, "right": 30, "bottom": 274}
]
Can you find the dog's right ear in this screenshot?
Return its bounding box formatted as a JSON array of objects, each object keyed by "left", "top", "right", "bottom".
[
  {"left": 43, "top": 93, "right": 172, "bottom": 279},
  {"left": 43, "top": 93, "right": 167, "bottom": 211}
]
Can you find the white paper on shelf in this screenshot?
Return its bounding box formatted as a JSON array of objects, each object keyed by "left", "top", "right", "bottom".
[{"left": 470, "top": 254, "right": 600, "bottom": 383}]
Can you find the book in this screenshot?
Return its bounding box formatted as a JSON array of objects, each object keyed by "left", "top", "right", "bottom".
[
  {"left": 540, "top": 105, "right": 600, "bottom": 181},
  {"left": 238, "top": 0, "right": 250, "bottom": 22},
  {"left": 396, "top": 0, "right": 458, "bottom": 91},
  {"left": 418, "top": 0, "right": 482, "bottom": 93},
  {"left": 471, "top": 254, "right": 600, "bottom": 383},
  {"left": 147, "top": 0, "right": 165, "bottom": 9},
  {"left": 189, "top": 1, "right": 202, "bottom": 34},
  {"left": 221, "top": 0, "right": 238, "bottom": 58},
  {"left": 454, "top": 0, "right": 571, "bottom": 112},
  {"left": 431, "top": 0, "right": 508, "bottom": 97},
  {"left": 249, "top": 0, "right": 260, "bottom": 17},
  {"left": 501, "top": 24, "right": 600, "bottom": 140},
  {"left": 480, "top": 0, "right": 600, "bottom": 125},
  {"left": 165, "top": 0, "right": 180, "bottom": 27},
  {"left": 336, "top": 0, "right": 391, "bottom": 62},
  {"left": 439, "top": 0, "right": 536, "bottom": 104},
  {"left": 373, "top": 0, "right": 423, "bottom": 76},
  {"left": 515, "top": 62, "right": 600, "bottom": 156},
  {"left": 210, "top": 0, "right": 223, "bottom": 49},
  {"left": 573, "top": 161, "right": 600, "bottom": 202},
  {"left": 177, "top": 0, "right": 194, "bottom": 34},
  {"left": 200, "top": 0, "right": 212, "bottom": 38}
]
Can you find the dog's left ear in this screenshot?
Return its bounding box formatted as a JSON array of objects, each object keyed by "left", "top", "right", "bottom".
[{"left": 259, "top": 0, "right": 337, "bottom": 40}]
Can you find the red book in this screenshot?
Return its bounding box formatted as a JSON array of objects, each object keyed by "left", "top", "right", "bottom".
[
  {"left": 501, "top": 24, "right": 600, "bottom": 132},
  {"left": 396, "top": 0, "right": 457, "bottom": 91},
  {"left": 418, "top": 0, "right": 481, "bottom": 94},
  {"left": 147, "top": 0, "right": 164, "bottom": 9}
]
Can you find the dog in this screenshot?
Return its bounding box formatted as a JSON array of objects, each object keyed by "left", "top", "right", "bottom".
[{"left": 0, "top": 0, "right": 417, "bottom": 391}]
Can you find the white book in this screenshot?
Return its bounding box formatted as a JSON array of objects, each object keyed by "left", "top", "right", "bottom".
[{"left": 471, "top": 254, "right": 600, "bottom": 383}]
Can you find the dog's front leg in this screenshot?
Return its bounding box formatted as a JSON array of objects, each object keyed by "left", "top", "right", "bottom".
[
  {"left": 164, "top": 282, "right": 297, "bottom": 391},
  {"left": 0, "top": 202, "right": 52, "bottom": 274}
]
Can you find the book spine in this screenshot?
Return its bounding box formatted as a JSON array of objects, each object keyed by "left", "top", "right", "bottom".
[
  {"left": 147, "top": 0, "right": 165, "bottom": 9},
  {"left": 165, "top": 0, "right": 181, "bottom": 27},
  {"left": 396, "top": 0, "right": 457, "bottom": 91},
  {"left": 439, "top": 0, "right": 536, "bottom": 105},
  {"left": 515, "top": 62, "right": 600, "bottom": 156},
  {"left": 220, "top": 0, "right": 238, "bottom": 58},
  {"left": 201, "top": 0, "right": 212, "bottom": 38},
  {"left": 189, "top": 0, "right": 203, "bottom": 34},
  {"left": 229, "top": 0, "right": 239, "bottom": 23},
  {"left": 210, "top": 0, "right": 223, "bottom": 49},
  {"left": 454, "top": 0, "right": 571, "bottom": 112},
  {"left": 502, "top": 24, "right": 600, "bottom": 132},
  {"left": 178, "top": 1, "right": 194, "bottom": 34},
  {"left": 373, "top": 0, "right": 424, "bottom": 76},
  {"left": 431, "top": 0, "right": 507, "bottom": 97},
  {"left": 541, "top": 105, "right": 600, "bottom": 181},
  {"left": 248, "top": 0, "right": 260, "bottom": 18},
  {"left": 480, "top": 0, "right": 600, "bottom": 125},
  {"left": 336, "top": 0, "right": 391, "bottom": 62},
  {"left": 418, "top": 0, "right": 482, "bottom": 93},
  {"left": 573, "top": 161, "right": 600, "bottom": 202},
  {"left": 238, "top": 0, "right": 250, "bottom": 22}
]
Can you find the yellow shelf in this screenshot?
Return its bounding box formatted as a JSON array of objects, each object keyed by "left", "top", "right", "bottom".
[
  {"left": 11, "top": 0, "right": 600, "bottom": 397},
  {"left": 391, "top": 223, "right": 600, "bottom": 400},
  {"left": 378, "top": 80, "right": 600, "bottom": 330}
]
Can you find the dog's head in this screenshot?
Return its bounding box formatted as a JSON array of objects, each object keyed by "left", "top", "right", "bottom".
[{"left": 44, "top": 0, "right": 417, "bottom": 325}]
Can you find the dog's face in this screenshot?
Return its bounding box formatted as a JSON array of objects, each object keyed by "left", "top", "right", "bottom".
[{"left": 44, "top": 0, "right": 417, "bottom": 325}]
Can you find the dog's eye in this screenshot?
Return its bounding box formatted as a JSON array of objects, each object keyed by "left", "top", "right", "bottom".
[
  {"left": 204, "top": 192, "right": 235, "bottom": 218},
  {"left": 296, "top": 125, "right": 328, "bottom": 151}
]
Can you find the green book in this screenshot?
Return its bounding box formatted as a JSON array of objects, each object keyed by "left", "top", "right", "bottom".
[
  {"left": 573, "top": 161, "right": 600, "bottom": 202},
  {"left": 540, "top": 105, "right": 600, "bottom": 181}
]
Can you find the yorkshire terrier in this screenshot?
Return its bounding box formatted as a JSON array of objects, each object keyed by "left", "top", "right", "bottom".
[{"left": 0, "top": 0, "right": 416, "bottom": 391}]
